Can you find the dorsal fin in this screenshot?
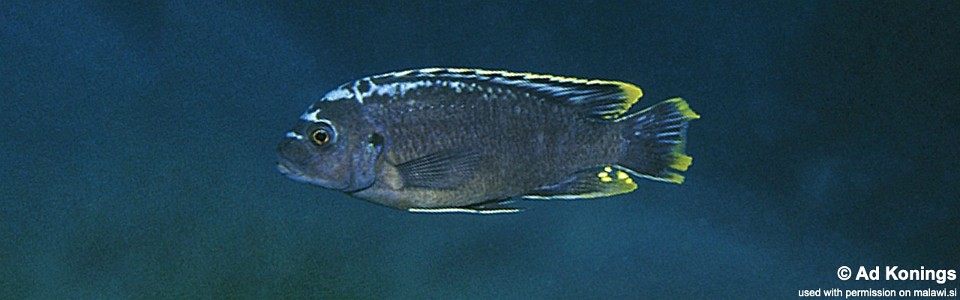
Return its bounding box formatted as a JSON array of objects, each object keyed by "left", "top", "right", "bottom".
[{"left": 333, "top": 68, "right": 645, "bottom": 120}]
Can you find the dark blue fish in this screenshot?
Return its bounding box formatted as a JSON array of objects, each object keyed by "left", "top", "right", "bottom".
[{"left": 277, "top": 68, "right": 699, "bottom": 214}]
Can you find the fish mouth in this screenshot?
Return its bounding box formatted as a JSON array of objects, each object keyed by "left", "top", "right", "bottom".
[
  {"left": 276, "top": 162, "right": 375, "bottom": 194},
  {"left": 276, "top": 161, "right": 348, "bottom": 191},
  {"left": 276, "top": 162, "right": 309, "bottom": 183},
  {"left": 276, "top": 162, "right": 299, "bottom": 178}
]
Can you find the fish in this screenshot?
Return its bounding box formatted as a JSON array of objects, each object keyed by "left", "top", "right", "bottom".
[{"left": 277, "top": 68, "right": 699, "bottom": 214}]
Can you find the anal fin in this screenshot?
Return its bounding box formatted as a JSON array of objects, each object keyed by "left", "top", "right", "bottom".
[{"left": 523, "top": 166, "right": 637, "bottom": 200}]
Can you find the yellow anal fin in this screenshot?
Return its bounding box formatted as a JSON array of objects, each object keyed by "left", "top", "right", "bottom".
[{"left": 523, "top": 166, "right": 637, "bottom": 200}]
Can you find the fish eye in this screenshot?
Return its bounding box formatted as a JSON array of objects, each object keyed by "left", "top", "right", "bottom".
[{"left": 311, "top": 129, "right": 331, "bottom": 145}]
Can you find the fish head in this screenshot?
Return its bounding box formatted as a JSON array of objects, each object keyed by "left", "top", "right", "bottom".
[{"left": 277, "top": 99, "right": 383, "bottom": 193}]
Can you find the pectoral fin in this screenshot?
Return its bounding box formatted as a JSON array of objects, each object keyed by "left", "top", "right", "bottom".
[{"left": 394, "top": 149, "right": 481, "bottom": 189}]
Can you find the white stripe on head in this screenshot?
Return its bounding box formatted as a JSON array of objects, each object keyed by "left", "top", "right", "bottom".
[
  {"left": 325, "top": 79, "right": 378, "bottom": 104},
  {"left": 351, "top": 81, "right": 364, "bottom": 104},
  {"left": 299, "top": 111, "right": 337, "bottom": 134},
  {"left": 300, "top": 109, "right": 324, "bottom": 123},
  {"left": 285, "top": 131, "right": 304, "bottom": 140},
  {"left": 322, "top": 87, "right": 353, "bottom": 102}
]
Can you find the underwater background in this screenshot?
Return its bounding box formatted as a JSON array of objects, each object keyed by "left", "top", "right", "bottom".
[{"left": 2, "top": 1, "right": 958, "bottom": 298}]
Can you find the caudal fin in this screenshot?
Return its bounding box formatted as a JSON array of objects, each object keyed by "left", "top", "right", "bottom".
[{"left": 619, "top": 98, "right": 700, "bottom": 183}]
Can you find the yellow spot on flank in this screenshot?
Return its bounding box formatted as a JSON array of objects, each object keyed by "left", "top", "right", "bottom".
[
  {"left": 600, "top": 176, "right": 613, "bottom": 183},
  {"left": 604, "top": 166, "right": 613, "bottom": 172},
  {"left": 597, "top": 171, "right": 609, "bottom": 178},
  {"left": 625, "top": 177, "right": 635, "bottom": 185}
]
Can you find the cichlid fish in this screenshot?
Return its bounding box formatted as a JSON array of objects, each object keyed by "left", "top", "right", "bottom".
[{"left": 277, "top": 68, "right": 699, "bottom": 214}]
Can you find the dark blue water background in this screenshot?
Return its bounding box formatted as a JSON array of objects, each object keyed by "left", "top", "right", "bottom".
[{"left": 2, "top": 1, "right": 958, "bottom": 298}]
